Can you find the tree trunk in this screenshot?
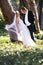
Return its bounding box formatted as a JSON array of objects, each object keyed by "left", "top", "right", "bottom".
[
  {"left": 20, "top": 0, "right": 40, "bottom": 33},
  {"left": 30, "top": 0, "right": 40, "bottom": 33},
  {"left": 0, "top": 0, "right": 15, "bottom": 24},
  {"left": 39, "top": 0, "right": 43, "bottom": 28},
  {"left": 20, "top": 0, "right": 30, "bottom": 9},
  {"left": 0, "top": 0, "right": 18, "bottom": 41}
]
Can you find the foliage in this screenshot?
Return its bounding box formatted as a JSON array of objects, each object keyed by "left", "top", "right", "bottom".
[
  {"left": 35, "top": 31, "right": 43, "bottom": 40},
  {"left": 10, "top": 0, "right": 20, "bottom": 10},
  {"left": 0, "top": 16, "right": 6, "bottom": 29},
  {"left": 0, "top": 29, "right": 43, "bottom": 65},
  {"left": 0, "top": 9, "right": 6, "bottom": 29}
]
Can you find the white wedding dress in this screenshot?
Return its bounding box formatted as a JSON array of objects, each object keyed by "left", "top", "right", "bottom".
[
  {"left": 17, "top": 18, "right": 36, "bottom": 46},
  {"left": 5, "top": 14, "right": 36, "bottom": 46}
]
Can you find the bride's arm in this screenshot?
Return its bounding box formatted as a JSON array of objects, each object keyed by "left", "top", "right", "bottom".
[{"left": 16, "top": 18, "right": 20, "bottom": 33}]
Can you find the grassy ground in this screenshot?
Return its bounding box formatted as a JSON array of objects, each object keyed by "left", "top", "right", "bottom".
[{"left": 0, "top": 29, "right": 43, "bottom": 65}]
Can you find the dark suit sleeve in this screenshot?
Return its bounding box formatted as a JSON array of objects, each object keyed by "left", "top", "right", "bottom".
[
  {"left": 28, "top": 10, "right": 36, "bottom": 32},
  {"left": 28, "top": 10, "right": 35, "bottom": 24}
]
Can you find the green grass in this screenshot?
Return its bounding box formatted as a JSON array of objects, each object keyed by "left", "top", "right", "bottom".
[{"left": 0, "top": 29, "right": 43, "bottom": 65}]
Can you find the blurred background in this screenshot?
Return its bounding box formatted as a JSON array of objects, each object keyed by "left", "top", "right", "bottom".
[{"left": 0, "top": 0, "right": 43, "bottom": 30}]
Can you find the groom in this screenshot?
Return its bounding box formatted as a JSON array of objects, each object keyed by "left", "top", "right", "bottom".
[{"left": 20, "top": 7, "right": 36, "bottom": 42}]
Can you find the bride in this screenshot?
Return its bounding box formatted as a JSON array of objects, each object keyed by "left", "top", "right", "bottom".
[
  {"left": 5, "top": 11, "right": 36, "bottom": 46},
  {"left": 14, "top": 11, "right": 36, "bottom": 46}
]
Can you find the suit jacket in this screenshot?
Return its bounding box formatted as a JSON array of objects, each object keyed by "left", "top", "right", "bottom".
[
  {"left": 28, "top": 10, "right": 35, "bottom": 24},
  {"left": 21, "top": 10, "right": 36, "bottom": 32},
  {"left": 28, "top": 10, "right": 36, "bottom": 32}
]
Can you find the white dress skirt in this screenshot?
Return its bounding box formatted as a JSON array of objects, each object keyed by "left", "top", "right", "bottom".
[{"left": 17, "top": 19, "right": 36, "bottom": 46}]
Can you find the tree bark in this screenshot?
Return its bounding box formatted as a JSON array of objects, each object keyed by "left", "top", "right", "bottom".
[
  {"left": 20, "top": 0, "right": 30, "bottom": 9},
  {"left": 39, "top": 0, "right": 43, "bottom": 28},
  {"left": 20, "top": 0, "right": 40, "bottom": 33},
  {"left": 30, "top": 0, "right": 40, "bottom": 33},
  {"left": 0, "top": 0, "right": 15, "bottom": 24},
  {"left": 0, "top": 0, "right": 18, "bottom": 41}
]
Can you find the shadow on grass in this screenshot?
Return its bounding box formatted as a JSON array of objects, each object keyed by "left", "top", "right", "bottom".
[{"left": 0, "top": 48, "right": 43, "bottom": 65}]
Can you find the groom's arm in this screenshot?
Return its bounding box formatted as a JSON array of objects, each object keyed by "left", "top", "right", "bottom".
[{"left": 28, "top": 10, "right": 35, "bottom": 24}]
